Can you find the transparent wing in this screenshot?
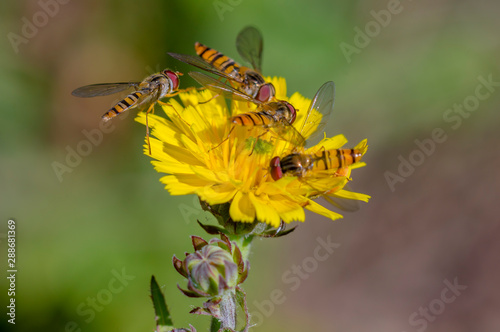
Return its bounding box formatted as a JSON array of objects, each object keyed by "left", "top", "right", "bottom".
[
  {"left": 189, "top": 71, "right": 256, "bottom": 103},
  {"left": 71, "top": 82, "right": 140, "bottom": 98},
  {"left": 168, "top": 52, "right": 237, "bottom": 82},
  {"left": 134, "top": 89, "right": 157, "bottom": 108},
  {"left": 303, "top": 177, "right": 360, "bottom": 212},
  {"left": 298, "top": 81, "right": 335, "bottom": 147},
  {"left": 236, "top": 26, "right": 263, "bottom": 72},
  {"left": 274, "top": 122, "right": 306, "bottom": 147},
  {"left": 321, "top": 192, "right": 360, "bottom": 212}
]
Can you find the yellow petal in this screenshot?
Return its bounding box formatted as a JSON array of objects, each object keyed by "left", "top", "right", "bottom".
[
  {"left": 162, "top": 142, "right": 205, "bottom": 167},
  {"left": 308, "top": 134, "right": 348, "bottom": 152},
  {"left": 189, "top": 165, "right": 226, "bottom": 183},
  {"left": 197, "top": 183, "right": 237, "bottom": 205},
  {"left": 267, "top": 76, "right": 287, "bottom": 100},
  {"left": 229, "top": 191, "right": 255, "bottom": 223},
  {"left": 305, "top": 200, "right": 343, "bottom": 221},
  {"left": 153, "top": 160, "right": 194, "bottom": 174},
  {"left": 160, "top": 176, "right": 197, "bottom": 195},
  {"left": 280, "top": 207, "right": 305, "bottom": 223},
  {"left": 269, "top": 195, "right": 306, "bottom": 223},
  {"left": 351, "top": 162, "right": 366, "bottom": 170},
  {"left": 248, "top": 192, "right": 281, "bottom": 227},
  {"left": 331, "top": 189, "right": 371, "bottom": 202},
  {"left": 161, "top": 174, "right": 213, "bottom": 195}
]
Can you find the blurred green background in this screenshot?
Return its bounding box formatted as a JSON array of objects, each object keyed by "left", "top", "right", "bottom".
[{"left": 1, "top": 0, "right": 499, "bottom": 331}]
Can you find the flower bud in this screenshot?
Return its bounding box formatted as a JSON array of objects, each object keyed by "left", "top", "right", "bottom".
[
  {"left": 170, "top": 325, "right": 196, "bottom": 332},
  {"left": 186, "top": 245, "right": 238, "bottom": 296},
  {"left": 174, "top": 234, "right": 249, "bottom": 298}
]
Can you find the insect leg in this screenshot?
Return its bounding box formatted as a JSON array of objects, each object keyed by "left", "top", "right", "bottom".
[
  {"left": 165, "top": 86, "right": 203, "bottom": 97},
  {"left": 157, "top": 100, "right": 191, "bottom": 127},
  {"left": 145, "top": 103, "right": 155, "bottom": 155},
  {"left": 197, "top": 93, "right": 221, "bottom": 104},
  {"left": 209, "top": 125, "right": 235, "bottom": 152}
]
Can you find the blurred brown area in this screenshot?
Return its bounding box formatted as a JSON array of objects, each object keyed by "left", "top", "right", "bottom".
[
  {"left": 1, "top": 0, "right": 499, "bottom": 331},
  {"left": 253, "top": 126, "right": 500, "bottom": 331}
]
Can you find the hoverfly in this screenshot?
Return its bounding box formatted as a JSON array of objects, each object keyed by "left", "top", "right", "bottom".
[
  {"left": 190, "top": 73, "right": 334, "bottom": 152},
  {"left": 268, "top": 144, "right": 367, "bottom": 212},
  {"left": 168, "top": 26, "right": 275, "bottom": 103},
  {"left": 269, "top": 148, "right": 365, "bottom": 181},
  {"left": 268, "top": 80, "right": 367, "bottom": 211},
  {"left": 71, "top": 69, "right": 182, "bottom": 154},
  {"left": 189, "top": 70, "right": 304, "bottom": 150}
]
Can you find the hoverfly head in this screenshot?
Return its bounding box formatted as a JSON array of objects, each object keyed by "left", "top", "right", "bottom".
[
  {"left": 284, "top": 102, "right": 297, "bottom": 124},
  {"left": 163, "top": 70, "right": 180, "bottom": 90},
  {"left": 269, "top": 156, "right": 283, "bottom": 181},
  {"left": 255, "top": 83, "right": 276, "bottom": 103}
]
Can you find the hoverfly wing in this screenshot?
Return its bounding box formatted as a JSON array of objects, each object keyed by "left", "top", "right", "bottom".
[
  {"left": 71, "top": 82, "right": 140, "bottom": 98},
  {"left": 322, "top": 183, "right": 363, "bottom": 212},
  {"left": 189, "top": 71, "right": 255, "bottom": 103},
  {"left": 322, "top": 193, "right": 360, "bottom": 212},
  {"left": 168, "top": 52, "right": 235, "bottom": 81},
  {"left": 298, "top": 81, "right": 335, "bottom": 148},
  {"left": 275, "top": 122, "right": 306, "bottom": 148},
  {"left": 236, "top": 26, "right": 263, "bottom": 72},
  {"left": 132, "top": 88, "right": 156, "bottom": 107},
  {"left": 303, "top": 176, "right": 360, "bottom": 212}
]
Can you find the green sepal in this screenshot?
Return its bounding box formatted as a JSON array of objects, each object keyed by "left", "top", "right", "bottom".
[
  {"left": 191, "top": 235, "right": 208, "bottom": 251},
  {"left": 200, "top": 202, "right": 258, "bottom": 235},
  {"left": 197, "top": 220, "right": 228, "bottom": 235},
  {"left": 261, "top": 226, "right": 297, "bottom": 238}
]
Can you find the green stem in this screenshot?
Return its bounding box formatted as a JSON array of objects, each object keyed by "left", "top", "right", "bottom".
[{"left": 219, "top": 291, "right": 236, "bottom": 330}]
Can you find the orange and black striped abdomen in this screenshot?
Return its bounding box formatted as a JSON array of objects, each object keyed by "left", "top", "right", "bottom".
[
  {"left": 312, "top": 149, "right": 363, "bottom": 172},
  {"left": 102, "top": 91, "right": 143, "bottom": 121},
  {"left": 231, "top": 112, "right": 275, "bottom": 127},
  {"left": 195, "top": 42, "right": 242, "bottom": 80}
]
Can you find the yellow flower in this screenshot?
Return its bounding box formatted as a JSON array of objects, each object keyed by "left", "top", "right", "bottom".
[{"left": 136, "top": 77, "right": 369, "bottom": 227}]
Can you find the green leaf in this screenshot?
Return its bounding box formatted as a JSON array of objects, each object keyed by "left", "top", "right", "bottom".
[
  {"left": 210, "top": 317, "right": 221, "bottom": 332},
  {"left": 150, "top": 275, "right": 174, "bottom": 331},
  {"left": 235, "top": 288, "right": 250, "bottom": 332}
]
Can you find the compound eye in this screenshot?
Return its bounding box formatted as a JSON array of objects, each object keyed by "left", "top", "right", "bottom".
[
  {"left": 255, "top": 83, "right": 275, "bottom": 102},
  {"left": 285, "top": 102, "right": 297, "bottom": 124},
  {"left": 269, "top": 156, "right": 283, "bottom": 181},
  {"left": 165, "top": 70, "right": 180, "bottom": 90}
]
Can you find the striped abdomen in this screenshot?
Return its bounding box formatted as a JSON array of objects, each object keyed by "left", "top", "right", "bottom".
[
  {"left": 271, "top": 146, "right": 366, "bottom": 181},
  {"left": 195, "top": 42, "right": 243, "bottom": 81},
  {"left": 231, "top": 111, "right": 275, "bottom": 127},
  {"left": 102, "top": 91, "right": 143, "bottom": 122},
  {"left": 311, "top": 149, "right": 363, "bottom": 172}
]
